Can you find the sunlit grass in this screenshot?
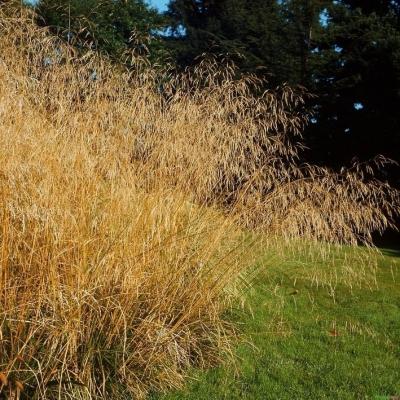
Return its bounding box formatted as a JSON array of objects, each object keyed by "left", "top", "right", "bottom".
[{"left": 155, "top": 247, "right": 400, "bottom": 400}]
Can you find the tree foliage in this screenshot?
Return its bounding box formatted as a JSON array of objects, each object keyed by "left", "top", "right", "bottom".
[
  {"left": 306, "top": 0, "right": 400, "bottom": 166},
  {"left": 167, "top": 0, "right": 400, "bottom": 172},
  {"left": 36, "top": 0, "right": 167, "bottom": 63},
  {"left": 165, "top": 0, "right": 296, "bottom": 84}
]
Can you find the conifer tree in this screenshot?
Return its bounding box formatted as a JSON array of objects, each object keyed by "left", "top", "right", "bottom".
[{"left": 166, "top": 0, "right": 294, "bottom": 84}]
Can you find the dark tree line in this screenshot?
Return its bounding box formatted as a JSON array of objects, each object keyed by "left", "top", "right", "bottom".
[
  {"left": 166, "top": 0, "right": 400, "bottom": 173},
  {"left": 23, "top": 0, "right": 400, "bottom": 177}
]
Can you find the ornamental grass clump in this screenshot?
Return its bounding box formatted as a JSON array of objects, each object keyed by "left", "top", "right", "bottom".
[
  {"left": 0, "top": 4, "right": 399, "bottom": 399},
  {"left": 0, "top": 7, "right": 255, "bottom": 399}
]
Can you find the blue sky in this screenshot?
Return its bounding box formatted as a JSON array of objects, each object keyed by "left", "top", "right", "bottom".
[{"left": 149, "top": 0, "right": 168, "bottom": 12}]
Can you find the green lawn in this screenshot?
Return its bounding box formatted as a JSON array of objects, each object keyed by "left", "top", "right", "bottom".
[{"left": 152, "top": 247, "right": 400, "bottom": 400}]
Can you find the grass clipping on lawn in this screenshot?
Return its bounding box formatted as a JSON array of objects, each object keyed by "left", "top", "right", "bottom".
[{"left": 0, "top": 5, "right": 399, "bottom": 399}]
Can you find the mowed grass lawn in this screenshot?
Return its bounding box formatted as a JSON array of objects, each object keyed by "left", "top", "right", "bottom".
[{"left": 152, "top": 247, "right": 400, "bottom": 400}]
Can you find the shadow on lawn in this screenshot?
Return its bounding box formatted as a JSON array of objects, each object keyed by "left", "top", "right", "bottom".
[
  {"left": 381, "top": 247, "right": 400, "bottom": 258},
  {"left": 374, "top": 228, "right": 400, "bottom": 258}
]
